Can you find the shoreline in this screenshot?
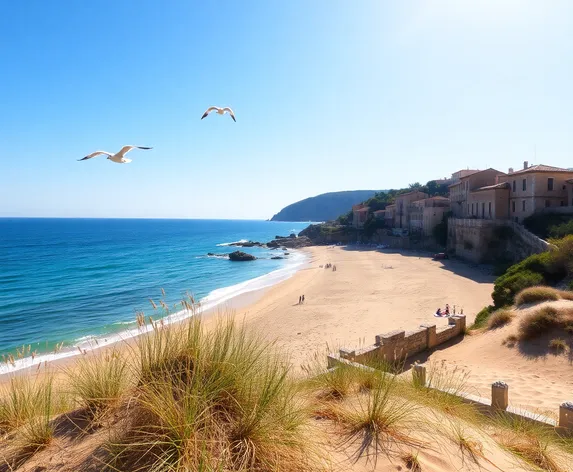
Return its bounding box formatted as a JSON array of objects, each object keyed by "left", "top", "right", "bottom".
[
  {"left": 0, "top": 248, "right": 312, "bottom": 377},
  {"left": 1, "top": 246, "right": 495, "bottom": 379}
]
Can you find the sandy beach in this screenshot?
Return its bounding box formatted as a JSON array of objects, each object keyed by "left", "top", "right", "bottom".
[{"left": 236, "top": 245, "right": 494, "bottom": 368}]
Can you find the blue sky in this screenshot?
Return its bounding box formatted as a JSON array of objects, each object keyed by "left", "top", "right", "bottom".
[{"left": 1, "top": 1, "right": 572, "bottom": 219}]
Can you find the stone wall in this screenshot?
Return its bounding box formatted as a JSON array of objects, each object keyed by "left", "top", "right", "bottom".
[
  {"left": 447, "top": 218, "right": 551, "bottom": 264},
  {"left": 330, "top": 315, "right": 466, "bottom": 367}
]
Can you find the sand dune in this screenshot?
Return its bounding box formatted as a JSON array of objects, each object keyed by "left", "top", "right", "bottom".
[{"left": 428, "top": 300, "right": 573, "bottom": 414}]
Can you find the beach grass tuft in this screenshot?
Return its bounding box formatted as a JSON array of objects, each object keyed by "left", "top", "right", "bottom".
[
  {"left": 518, "top": 306, "right": 573, "bottom": 340},
  {"left": 549, "top": 338, "right": 567, "bottom": 353},
  {"left": 495, "top": 415, "right": 569, "bottom": 472},
  {"left": 67, "top": 348, "right": 131, "bottom": 419},
  {"left": 108, "top": 316, "right": 320, "bottom": 472},
  {"left": 515, "top": 286, "right": 561, "bottom": 305},
  {"left": 487, "top": 308, "right": 514, "bottom": 329},
  {"left": 334, "top": 370, "right": 423, "bottom": 464}
]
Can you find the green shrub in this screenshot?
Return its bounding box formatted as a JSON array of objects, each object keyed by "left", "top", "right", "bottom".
[
  {"left": 471, "top": 305, "right": 494, "bottom": 330},
  {"left": 514, "top": 287, "right": 560, "bottom": 306},
  {"left": 549, "top": 220, "right": 573, "bottom": 239},
  {"left": 492, "top": 270, "right": 544, "bottom": 308},
  {"left": 523, "top": 213, "right": 573, "bottom": 239}
]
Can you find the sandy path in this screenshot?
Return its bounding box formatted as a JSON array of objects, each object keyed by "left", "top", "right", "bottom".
[{"left": 234, "top": 246, "right": 494, "bottom": 369}]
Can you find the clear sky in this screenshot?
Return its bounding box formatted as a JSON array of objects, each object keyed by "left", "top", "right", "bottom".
[{"left": 1, "top": 1, "right": 572, "bottom": 219}]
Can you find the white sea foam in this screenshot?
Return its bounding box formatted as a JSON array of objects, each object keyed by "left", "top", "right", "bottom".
[
  {"left": 216, "top": 239, "right": 248, "bottom": 247},
  {"left": 0, "top": 250, "right": 309, "bottom": 375}
]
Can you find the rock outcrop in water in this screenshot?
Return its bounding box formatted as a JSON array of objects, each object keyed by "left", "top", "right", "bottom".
[
  {"left": 228, "top": 251, "right": 256, "bottom": 261},
  {"left": 229, "top": 240, "right": 264, "bottom": 248},
  {"left": 267, "top": 234, "right": 312, "bottom": 249}
]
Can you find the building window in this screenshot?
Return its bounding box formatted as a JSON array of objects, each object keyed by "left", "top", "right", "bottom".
[
  {"left": 512, "top": 201, "right": 516, "bottom": 212},
  {"left": 471, "top": 203, "right": 474, "bottom": 215},
  {"left": 545, "top": 200, "right": 550, "bottom": 208},
  {"left": 522, "top": 179, "right": 526, "bottom": 191},
  {"left": 488, "top": 202, "right": 492, "bottom": 217},
  {"left": 522, "top": 200, "right": 525, "bottom": 211},
  {"left": 548, "top": 178, "right": 554, "bottom": 191},
  {"left": 482, "top": 202, "right": 485, "bottom": 218},
  {"left": 467, "top": 204, "right": 469, "bottom": 215},
  {"left": 561, "top": 201, "right": 565, "bottom": 207},
  {"left": 512, "top": 180, "right": 516, "bottom": 192}
]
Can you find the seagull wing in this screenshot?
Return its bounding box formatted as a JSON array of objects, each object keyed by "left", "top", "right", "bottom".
[
  {"left": 201, "top": 106, "right": 219, "bottom": 119},
  {"left": 78, "top": 151, "right": 112, "bottom": 161},
  {"left": 223, "top": 107, "right": 236, "bottom": 122},
  {"left": 118, "top": 145, "right": 153, "bottom": 156}
]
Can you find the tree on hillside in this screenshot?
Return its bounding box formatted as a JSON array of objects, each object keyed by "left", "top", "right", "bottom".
[{"left": 408, "top": 182, "right": 422, "bottom": 189}]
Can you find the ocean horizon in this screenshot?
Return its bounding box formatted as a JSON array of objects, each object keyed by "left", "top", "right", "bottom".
[{"left": 0, "top": 218, "right": 312, "bottom": 372}]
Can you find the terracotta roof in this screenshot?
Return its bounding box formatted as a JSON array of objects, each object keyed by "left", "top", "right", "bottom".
[
  {"left": 470, "top": 182, "right": 510, "bottom": 193},
  {"left": 508, "top": 164, "right": 573, "bottom": 175},
  {"left": 352, "top": 204, "right": 368, "bottom": 211},
  {"left": 373, "top": 210, "right": 385, "bottom": 215}
]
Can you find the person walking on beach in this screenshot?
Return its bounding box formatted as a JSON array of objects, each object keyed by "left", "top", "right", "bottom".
[
  {"left": 298, "top": 295, "right": 302, "bottom": 305},
  {"left": 302, "top": 294, "right": 305, "bottom": 304}
]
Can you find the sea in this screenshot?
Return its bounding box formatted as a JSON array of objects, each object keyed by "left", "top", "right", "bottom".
[{"left": 0, "top": 218, "right": 311, "bottom": 373}]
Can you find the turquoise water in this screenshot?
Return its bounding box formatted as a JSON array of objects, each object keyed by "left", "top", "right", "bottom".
[{"left": 0, "top": 218, "right": 310, "bottom": 369}]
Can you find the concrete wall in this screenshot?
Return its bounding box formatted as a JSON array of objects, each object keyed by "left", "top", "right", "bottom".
[{"left": 332, "top": 315, "right": 467, "bottom": 366}]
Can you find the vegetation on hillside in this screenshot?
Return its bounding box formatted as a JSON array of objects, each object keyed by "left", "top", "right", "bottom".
[
  {"left": 524, "top": 213, "right": 573, "bottom": 239},
  {"left": 471, "top": 235, "right": 573, "bottom": 329}
]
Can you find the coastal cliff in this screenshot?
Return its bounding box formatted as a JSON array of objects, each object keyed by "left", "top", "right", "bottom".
[{"left": 270, "top": 190, "right": 379, "bottom": 222}]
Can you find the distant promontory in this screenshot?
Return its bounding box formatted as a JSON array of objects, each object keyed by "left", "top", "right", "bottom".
[{"left": 270, "top": 190, "right": 381, "bottom": 222}]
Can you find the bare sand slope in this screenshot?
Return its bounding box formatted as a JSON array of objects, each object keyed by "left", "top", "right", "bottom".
[
  {"left": 428, "top": 300, "right": 573, "bottom": 414},
  {"left": 237, "top": 246, "right": 494, "bottom": 369}
]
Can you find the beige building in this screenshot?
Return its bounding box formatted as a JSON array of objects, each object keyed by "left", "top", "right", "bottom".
[
  {"left": 352, "top": 204, "right": 370, "bottom": 228},
  {"left": 466, "top": 182, "right": 510, "bottom": 220},
  {"left": 384, "top": 204, "right": 396, "bottom": 228},
  {"left": 449, "top": 168, "right": 506, "bottom": 218},
  {"left": 497, "top": 163, "right": 573, "bottom": 223},
  {"left": 408, "top": 197, "right": 450, "bottom": 236},
  {"left": 394, "top": 190, "right": 429, "bottom": 228}
]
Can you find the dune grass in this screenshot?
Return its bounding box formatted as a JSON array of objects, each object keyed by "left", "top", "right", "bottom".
[
  {"left": 109, "top": 316, "right": 319, "bottom": 472},
  {"left": 518, "top": 306, "right": 573, "bottom": 340},
  {"left": 333, "top": 370, "right": 423, "bottom": 464},
  {"left": 549, "top": 338, "right": 567, "bottom": 353},
  {"left": 401, "top": 451, "right": 421, "bottom": 471},
  {"left": 515, "top": 286, "right": 561, "bottom": 306},
  {"left": 487, "top": 309, "right": 514, "bottom": 329},
  {"left": 0, "top": 375, "right": 54, "bottom": 468},
  {"left": 67, "top": 348, "right": 130, "bottom": 419},
  {"left": 494, "top": 415, "right": 569, "bottom": 472}
]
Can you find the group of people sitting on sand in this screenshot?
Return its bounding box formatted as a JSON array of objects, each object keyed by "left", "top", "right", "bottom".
[
  {"left": 324, "top": 263, "right": 336, "bottom": 271},
  {"left": 435, "top": 304, "right": 464, "bottom": 317}
]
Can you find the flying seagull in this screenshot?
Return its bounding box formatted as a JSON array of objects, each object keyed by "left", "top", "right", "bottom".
[
  {"left": 78, "top": 145, "right": 152, "bottom": 164},
  {"left": 201, "top": 106, "right": 236, "bottom": 122}
]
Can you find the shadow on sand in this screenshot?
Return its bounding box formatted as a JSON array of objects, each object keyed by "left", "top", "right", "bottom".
[{"left": 340, "top": 245, "right": 496, "bottom": 284}]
